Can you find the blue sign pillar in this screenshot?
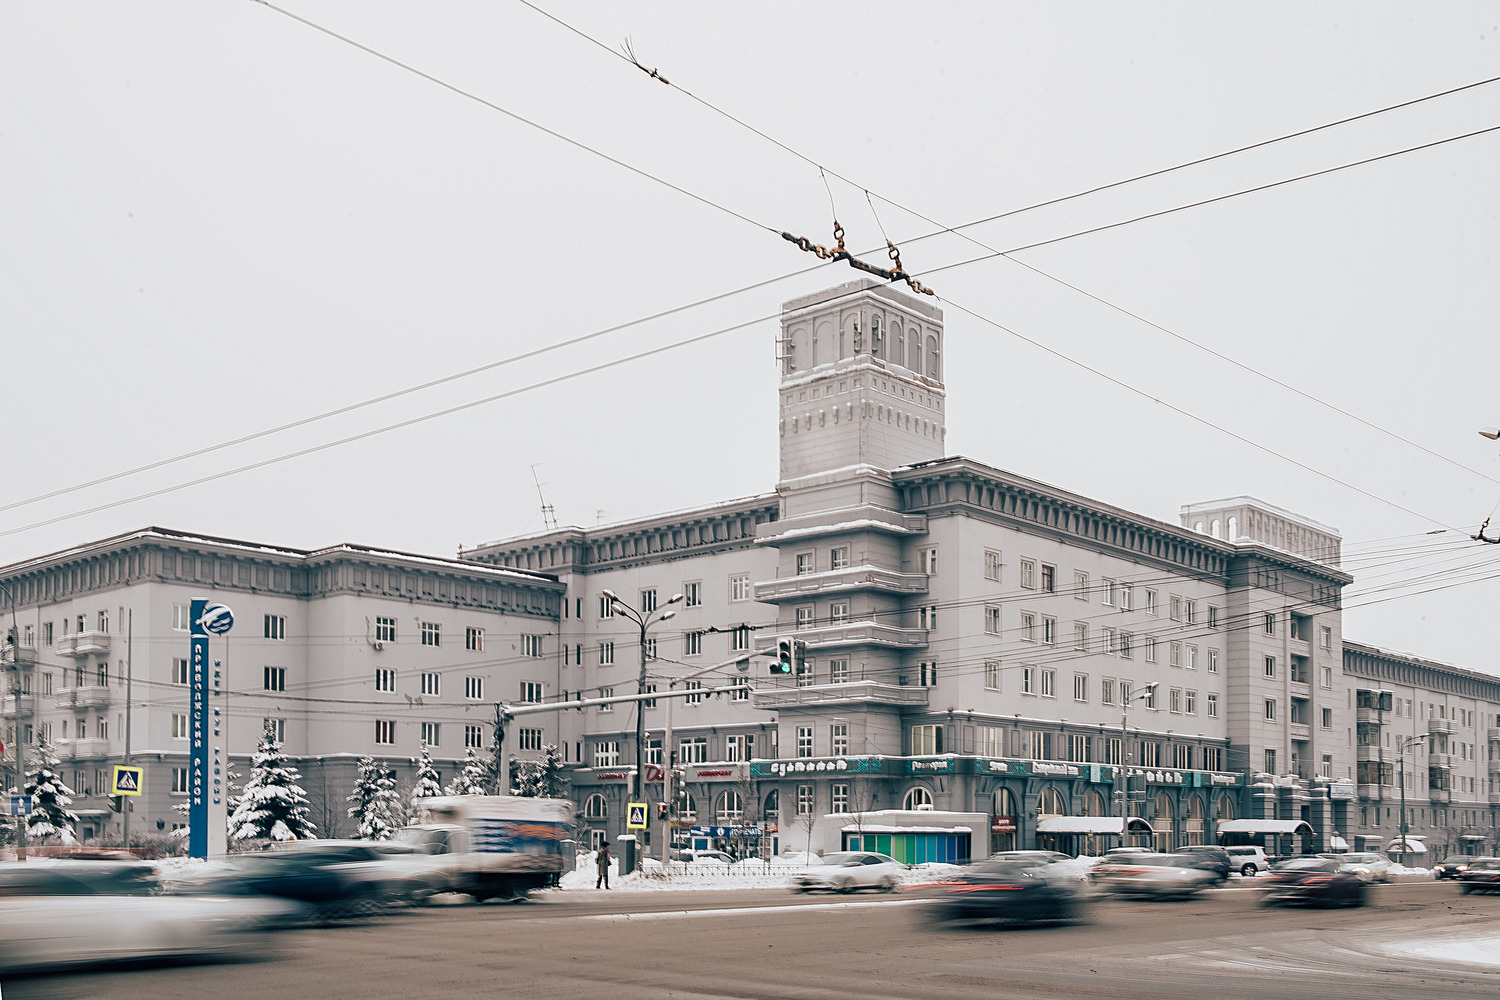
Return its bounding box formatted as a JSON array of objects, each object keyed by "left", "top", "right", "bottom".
[{"left": 189, "top": 601, "right": 233, "bottom": 859}]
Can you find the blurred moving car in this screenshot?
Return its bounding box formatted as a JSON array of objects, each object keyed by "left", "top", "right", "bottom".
[
  {"left": 989, "top": 850, "right": 1072, "bottom": 864},
  {"left": 1173, "top": 846, "right": 1231, "bottom": 884},
  {"left": 1318, "top": 851, "right": 1394, "bottom": 883},
  {"left": 672, "top": 850, "right": 735, "bottom": 864},
  {"left": 0, "top": 893, "right": 290, "bottom": 974},
  {"left": 926, "top": 857, "right": 1087, "bottom": 926},
  {"left": 267, "top": 840, "right": 445, "bottom": 906},
  {"left": 172, "top": 846, "right": 395, "bottom": 922},
  {"left": 1259, "top": 857, "right": 1368, "bottom": 908},
  {"left": 0, "top": 859, "right": 161, "bottom": 897},
  {"left": 791, "top": 852, "right": 906, "bottom": 893},
  {"left": 1224, "top": 846, "right": 1269, "bottom": 876},
  {"left": 1433, "top": 856, "right": 1478, "bottom": 880},
  {"left": 1091, "top": 853, "right": 1218, "bottom": 899},
  {"left": 1457, "top": 857, "right": 1500, "bottom": 894}
]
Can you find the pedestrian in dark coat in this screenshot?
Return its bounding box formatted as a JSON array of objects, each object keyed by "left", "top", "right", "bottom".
[{"left": 596, "top": 841, "right": 612, "bottom": 889}]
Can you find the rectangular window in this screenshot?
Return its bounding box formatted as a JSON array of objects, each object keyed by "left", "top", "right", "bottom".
[
  {"left": 172, "top": 658, "right": 189, "bottom": 685},
  {"left": 593, "top": 741, "right": 620, "bottom": 767},
  {"left": 1184, "top": 601, "right": 1196, "bottom": 625},
  {"left": 1185, "top": 689, "right": 1197, "bottom": 715},
  {"left": 421, "top": 622, "right": 441, "bottom": 647},
  {"left": 465, "top": 725, "right": 484, "bottom": 749},
  {"left": 1101, "top": 579, "right": 1115, "bottom": 607},
  {"left": 1173, "top": 744, "right": 1192, "bottom": 770},
  {"left": 1208, "top": 648, "right": 1219, "bottom": 673},
  {"left": 1118, "top": 583, "right": 1132, "bottom": 611},
  {"left": 1265, "top": 699, "right": 1276, "bottom": 720},
  {"left": 984, "top": 660, "right": 1000, "bottom": 691},
  {"left": 1040, "top": 667, "right": 1056, "bottom": 698},
  {"left": 1169, "top": 595, "right": 1182, "bottom": 621},
  {"left": 1320, "top": 664, "right": 1332, "bottom": 689},
  {"left": 1101, "top": 677, "right": 1116, "bottom": 706},
  {"left": 1119, "top": 632, "right": 1133, "bottom": 659},
  {"left": 1074, "top": 570, "right": 1090, "bottom": 600},
  {"left": 984, "top": 606, "right": 1002, "bottom": 635},
  {"left": 725, "top": 734, "right": 752, "bottom": 761},
  {"left": 918, "top": 605, "right": 938, "bottom": 630},
  {"left": 830, "top": 724, "right": 849, "bottom": 756},
  {"left": 1139, "top": 742, "right": 1160, "bottom": 767},
  {"left": 829, "top": 547, "right": 849, "bottom": 571},
  {"left": 795, "top": 659, "right": 813, "bottom": 687},
  {"left": 683, "top": 581, "right": 702, "bottom": 607},
  {"left": 464, "top": 676, "right": 484, "bottom": 700},
  {"left": 642, "top": 683, "right": 657, "bottom": 709},
  {"left": 1264, "top": 612, "right": 1276, "bottom": 635},
  {"left": 375, "top": 617, "right": 396, "bottom": 642},
  {"left": 1321, "top": 707, "right": 1333, "bottom": 729},
  {"left": 1073, "top": 622, "right": 1089, "bottom": 651},
  {"left": 730, "top": 574, "right": 751, "bottom": 602},
  {"left": 1207, "top": 693, "right": 1219, "bottom": 718},
  {"left": 42, "top": 621, "right": 54, "bottom": 646},
  {"left": 684, "top": 631, "right": 704, "bottom": 657},
  {"left": 1146, "top": 684, "right": 1159, "bottom": 709},
  {"left": 599, "top": 595, "right": 615, "bottom": 618},
  {"left": 1169, "top": 642, "right": 1182, "bottom": 668},
  {"left": 1019, "top": 558, "right": 1036, "bottom": 589},
  {"left": 1040, "top": 564, "right": 1056, "bottom": 593},
  {"left": 171, "top": 713, "right": 188, "bottom": 739},
  {"left": 467, "top": 627, "right": 485, "bottom": 652},
  {"left": 599, "top": 641, "right": 615, "bottom": 666},
  {"left": 375, "top": 668, "right": 396, "bottom": 693},
  {"left": 678, "top": 737, "right": 708, "bottom": 764},
  {"left": 1022, "top": 666, "right": 1036, "bottom": 695},
  {"left": 1042, "top": 616, "right": 1057, "bottom": 645},
  {"left": 730, "top": 675, "right": 749, "bottom": 701},
  {"left": 421, "top": 672, "right": 440, "bottom": 697},
  {"left": 1320, "top": 625, "right": 1333, "bottom": 650},
  {"left": 1073, "top": 672, "right": 1088, "bottom": 702},
  {"left": 796, "top": 606, "right": 815, "bottom": 630},
  {"left": 172, "top": 766, "right": 189, "bottom": 794},
  {"left": 829, "top": 658, "right": 850, "bottom": 684},
  {"left": 795, "top": 552, "right": 815, "bottom": 576},
  {"left": 598, "top": 687, "right": 614, "bottom": 712},
  {"left": 796, "top": 784, "right": 814, "bottom": 816},
  {"left": 1264, "top": 749, "right": 1277, "bottom": 774},
  {"left": 1101, "top": 626, "right": 1115, "bottom": 654},
  {"left": 979, "top": 726, "right": 1003, "bottom": 757},
  {"left": 1069, "top": 734, "right": 1090, "bottom": 763},
  {"left": 1169, "top": 687, "right": 1182, "bottom": 713},
  {"left": 1144, "top": 637, "right": 1157, "bottom": 664},
  {"left": 1103, "top": 737, "right": 1122, "bottom": 765},
  {"left": 639, "top": 589, "right": 658, "bottom": 613},
  {"left": 263, "top": 666, "right": 285, "bottom": 692},
  {"left": 1264, "top": 656, "right": 1275, "bottom": 678},
  {"left": 519, "top": 634, "right": 542, "bottom": 658},
  {"left": 1203, "top": 747, "right": 1222, "bottom": 771},
  {"left": 172, "top": 604, "right": 191, "bottom": 631},
  {"left": 1208, "top": 605, "right": 1219, "bottom": 628},
  {"left": 263, "top": 717, "right": 286, "bottom": 743},
  {"left": 1029, "top": 731, "right": 1053, "bottom": 762},
  {"left": 264, "top": 614, "right": 286, "bottom": 640},
  {"left": 1021, "top": 612, "right": 1036, "bottom": 642},
  {"left": 831, "top": 783, "right": 849, "bottom": 813},
  {"left": 520, "top": 681, "right": 543, "bottom": 704},
  {"left": 731, "top": 625, "right": 751, "bottom": 652},
  {"left": 919, "top": 661, "right": 937, "bottom": 687},
  {"left": 421, "top": 721, "right": 443, "bottom": 746},
  {"left": 1144, "top": 589, "right": 1157, "bottom": 616},
  {"left": 921, "top": 547, "right": 938, "bottom": 575},
  {"left": 910, "top": 724, "right": 943, "bottom": 755},
  {"left": 984, "top": 550, "right": 1003, "bottom": 582},
  {"left": 516, "top": 727, "right": 542, "bottom": 752},
  {"left": 684, "top": 681, "right": 703, "bottom": 705},
  {"left": 1185, "top": 644, "right": 1196, "bottom": 670},
  {"left": 828, "top": 601, "right": 849, "bottom": 624}
]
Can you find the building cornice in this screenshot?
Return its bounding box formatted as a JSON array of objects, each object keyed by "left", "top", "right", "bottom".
[{"left": 1343, "top": 639, "right": 1500, "bottom": 701}]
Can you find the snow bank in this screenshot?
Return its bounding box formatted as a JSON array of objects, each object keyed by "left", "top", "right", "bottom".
[{"left": 555, "top": 851, "right": 962, "bottom": 893}]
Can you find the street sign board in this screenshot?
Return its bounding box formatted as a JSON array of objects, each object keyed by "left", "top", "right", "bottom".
[
  {"left": 626, "top": 802, "right": 648, "bottom": 829},
  {"left": 112, "top": 765, "right": 144, "bottom": 796},
  {"left": 9, "top": 795, "right": 32, "bottom": 816}
]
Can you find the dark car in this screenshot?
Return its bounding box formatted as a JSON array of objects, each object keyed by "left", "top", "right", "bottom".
[
  {"left": 173, "top": 848, "right": 390, "bottom": 922},
  {"left": 1433, "top": 856, "right": 1478, "bottom": 880},
  {"left": 1173, "top": 845, "right": 1231, "bottom": 883},
  {"left": 926, "top": 858, "right": 1087, "bottom": 926},
  {"left": 1091, "top": 853, "right": 1218, "bottom": 899},
  {"left": 1457, "top": 857, "right": 1500, "bottom": 894},
  {"left": 1258, "top": 857, "right": 1368, "bottom": 908},
  {"left": 0, "top": 859, "right": 161, "bottom": 897}
]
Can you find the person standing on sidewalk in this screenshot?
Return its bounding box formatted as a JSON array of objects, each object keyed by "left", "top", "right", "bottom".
[{"left": 595, "top": 841, "right": 612, "bottom": 889}]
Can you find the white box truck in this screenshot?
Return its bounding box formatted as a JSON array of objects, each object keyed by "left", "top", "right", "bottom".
[{"left": 398, "top": 796, "right": 574, "bottom": 902}]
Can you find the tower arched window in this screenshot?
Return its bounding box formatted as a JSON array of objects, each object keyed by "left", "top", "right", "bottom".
[
  {"left": 584, "top": 794, "right": 607, "bottom": 819},
  {"left": 902, "top": 786, "right": 933, "bottom": 810}
]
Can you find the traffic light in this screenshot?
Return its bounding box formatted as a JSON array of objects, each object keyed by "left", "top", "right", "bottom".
[
  {"left": 774, "top": 640, "right": 793, "bottom": 674},
  {"left": 657, "top": 802, "right": 669, "bottom": 820},
  {"left": 108, "top": 795, "right": 122, "bottom": 813},
  {"left": 792, "top": 640, "right": 808, "bottom": 674}
]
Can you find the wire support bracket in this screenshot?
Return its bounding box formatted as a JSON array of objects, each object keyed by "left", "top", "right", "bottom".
[{"left": 779, "top": 221, "right": 935, "bottom": 296}]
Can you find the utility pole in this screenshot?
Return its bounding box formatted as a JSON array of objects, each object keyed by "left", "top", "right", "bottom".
[
  {"left": 122, "top": 610, "right": 133, "bottom": 849},
  {"left": 2, "top": 585, "right": 27, "bottom": 860}
]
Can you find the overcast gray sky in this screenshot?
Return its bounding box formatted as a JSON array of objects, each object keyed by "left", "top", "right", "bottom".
[{"left": 4, "top": 3, "right": 1499, "bottom": 671}]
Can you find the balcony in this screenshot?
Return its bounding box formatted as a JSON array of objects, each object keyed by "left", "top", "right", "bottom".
[
  {"left": 58, "top": 630, "right": 110, "bottom": 658},
  {"left": 1489, "top": 728, "right": 1500, "bottom": 743},
  {"left": 755, "top": 621, "right": 929, "bottom": 653},
  {"left": 1357, "top": 783, "right": 1389, "bottom": 799},
  {"left": 1355, "top": 744, "right": 1384, "bottom": 762},
  {"left": 1288, "top": 637, "right": 1311, "bottom": 658},
  {"left": 64, "top": 686, "right": 112, "bottom": 710},
  {"left": 752, "top": 680, "right": 930, "bottom": 710},
  {"left": 756, "top": 505, "right": 927, "bottom": 546},
  {"left": 0, "top": 643, "right": 37, "bottom": 669},
  {"left": 1429, "top": 786, "right": 1452, "bottom": 804},
  {"left": 1489, "top": 758, "right": 1500, "bottom": 775},
  {"left": 65, "top": 738, "right": 110, "bottom": 760},
  {"left": 1428, "top": 718, "right": 1455, "bottom": 736},
  {"left": 1429, "top": 753, "right": 1453, "bottom": 770},
  {"left": 1355, "top": 707, "right": 1384, "bottom": 725},
  {"left": 1288, "top": 681, "right": 1311, "bottom": 701},
  {"left": 1491, "top": 790, "right": 1500, "bottom": 805},
  {"left": 754, "top": 565, "right": 928, "bottom": 603},
  {"left": 1289, "top": 722, "right": 1312, "bottom": 741},
  {"left": 0, "top": 694, "right": 32, "bottom": 718}
]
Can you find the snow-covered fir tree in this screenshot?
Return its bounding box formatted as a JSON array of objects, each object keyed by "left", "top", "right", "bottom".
[
  {"left": 510, "top": 745, "right": 567, "bottom": 798},
  {"left": 24, "top": 737, "right": 79, "bottom": 843},
  {"left": 228, "top": 724, "right": 317, "bottom": 841},
  {"left": 347, "top": 756, "right": 405, "bottom": 840},
  {"left": 444, "top": 747, "right": 488, "bottom": 796},
  {"left": 170, "top": 761, "right": 241, "bottom": 840},
  {"left": 410, "top": 741, "right": 443, "bottom": 812}
]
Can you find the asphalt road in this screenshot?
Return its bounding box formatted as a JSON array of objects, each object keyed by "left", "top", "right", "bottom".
[{"left": 8, "top": 881, "right": 1500, "bottom": 1000}]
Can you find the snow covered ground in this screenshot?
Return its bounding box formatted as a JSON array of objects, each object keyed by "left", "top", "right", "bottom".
[{"left": 558, "top": 853, "right": 965, "bottom": 893}]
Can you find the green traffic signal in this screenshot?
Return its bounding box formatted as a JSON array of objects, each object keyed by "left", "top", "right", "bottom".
[{"left": 774, "top": 639, "right": 793, "bottom": 674}]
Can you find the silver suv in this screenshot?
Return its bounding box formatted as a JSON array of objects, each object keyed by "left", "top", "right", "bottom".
[{"left": 1224, "top": 846, "right": 1269, "bottom": 876}]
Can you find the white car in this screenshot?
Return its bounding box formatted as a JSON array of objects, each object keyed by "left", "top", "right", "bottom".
[
  {"left": 1225, "top": 846, "right": 1270, "bottom": 876},
  {"left": 792, "top": 851, "right": 906, "bottom": 894},
  {"left": 673, "top": 850, "right": 734, "bottom": 865}
]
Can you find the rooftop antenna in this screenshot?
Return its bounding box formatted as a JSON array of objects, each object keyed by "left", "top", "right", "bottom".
[{"left": 530, "top": 464, "right": 557, "bottom": 530}]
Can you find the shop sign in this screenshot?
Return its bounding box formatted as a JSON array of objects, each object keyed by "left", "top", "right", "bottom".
[
  {"left": 1327, "top": 779, "right": 1356, "bottom": 801},
  {"left": 751, "top": 757, "right": 883, "bottom": 778},
  {"left": 991, "top": 816, "right": 1016, "bottom": 834},
  {"left": 1030, "top": 761, "right": 1083, "bottom": 779},
  {"left": 907, "top": 757, "right": 955, "bottom": 774},
  {"left": 689, "top": 825, "right": 762, "bottom": 838}
]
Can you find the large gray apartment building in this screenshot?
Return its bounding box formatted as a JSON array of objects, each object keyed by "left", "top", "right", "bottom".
[{"left": 3, "top": 280, "right": 1497, "bottom": 859}]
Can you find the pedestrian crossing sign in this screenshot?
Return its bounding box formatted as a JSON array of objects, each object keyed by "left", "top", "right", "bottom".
[
  {"left": 627, "top": 802, "right": 648, "bottom": 829},
  {"left": 112, "top": 765, "right": 144, "bottom": 796}
]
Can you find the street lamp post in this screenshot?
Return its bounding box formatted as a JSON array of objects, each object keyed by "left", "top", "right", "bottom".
[
  {"left": 1, "top": 583, "right": 26, "bottom": 858},
  {"left": 1396, "top": 735, "right": 1424, "bottom": 855},
  {"left": 1115, "top": 682, "right": 1159, "bottom": 843},
  {"left": 602, "top": 589, "right": 682, "bottom": 874}
]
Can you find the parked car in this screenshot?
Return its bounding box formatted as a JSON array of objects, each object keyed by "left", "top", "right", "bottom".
[
  {"left": 989, "top": 850, "right": 1072, "bottom": 865},
  {"left": 1433, "top": 856, "right": 1478, "bottom": 880},
  {"left": 1091, "top": 853, "right": 1218, "bottom": 899},
  {"left": 1259, "top": 857, "right": 1368, "bottom": 908},
  {"left": 925, "top": 857, "right": 1087, "bottom": 926},
  {"left": 1457, "top": 857, "right": 1500, "bottom": 894},
  {"left": 1318, "top": 851, "right": 1394, "bottom": 883},
  {"left": 791, "top": 852, "right": 906, "bottom": 893},
  {"left": 672, "top": 850, "right": 735, "bottom": 865},
  {"left": 1224, "top": 846, "right": 1270, "bottom": 876},
  {"left": 1173, "top": 845, "right": 1231, "bottom": 883},
  {"left": 0, "top": 859, "right": 162, "bottom": 897}
]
